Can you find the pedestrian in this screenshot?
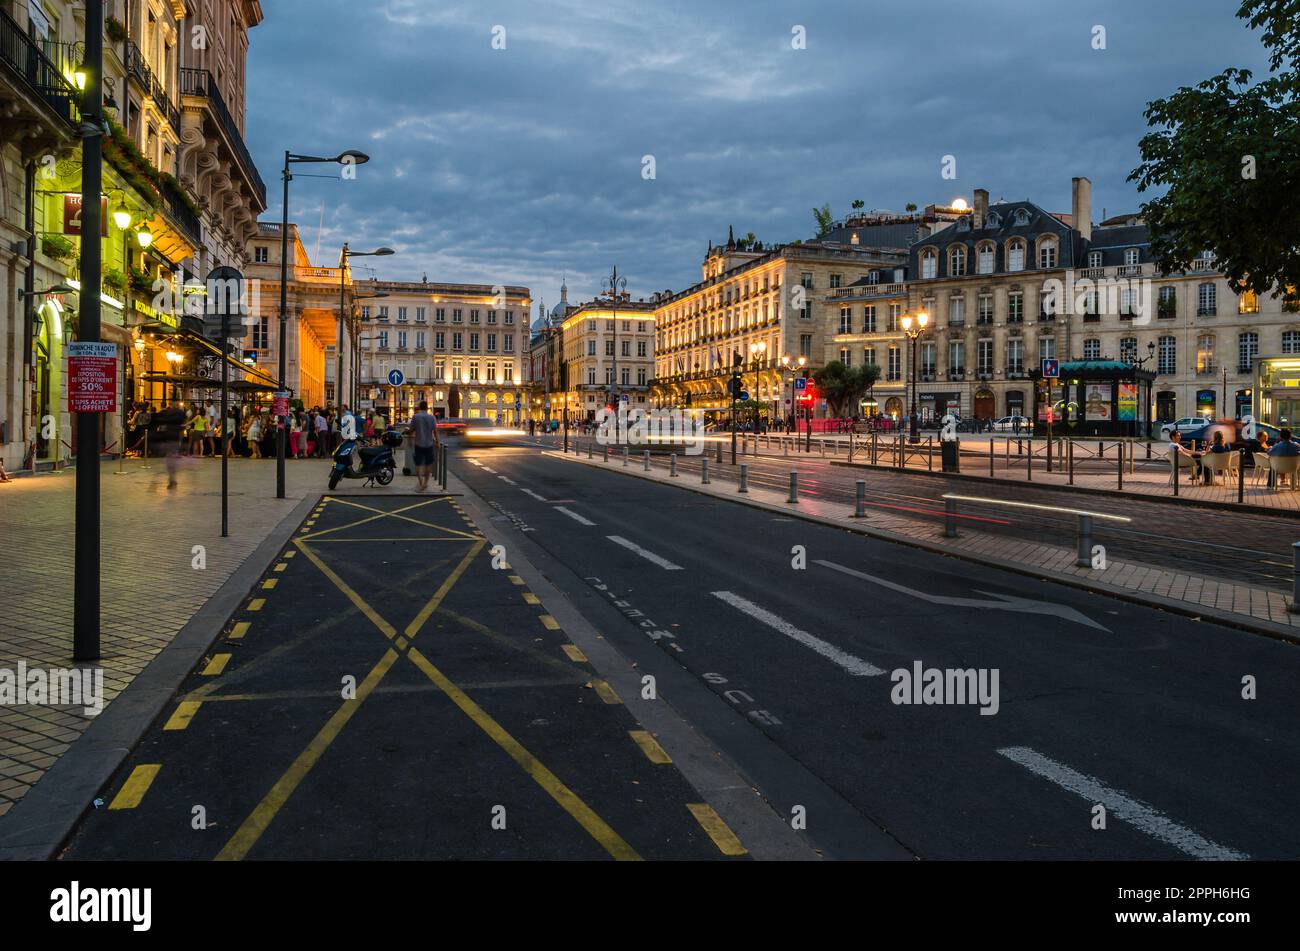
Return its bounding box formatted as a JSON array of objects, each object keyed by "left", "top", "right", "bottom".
[
  {"left": 189, "top": 407, "right": 208, "bottom": 456},
  {"left": 406, "top": 399, "right": 440, "bottom": 492},
  {"left": 314, "top": 409, "right": 329, "bottom": 457},
  {"left": 247, "top": 413, "right": 263, "bottom": 458}
]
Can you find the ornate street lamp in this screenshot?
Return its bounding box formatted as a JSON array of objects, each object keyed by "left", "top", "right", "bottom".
[{"left": 900, "top": 310, "right": 930, "bottom": 442}]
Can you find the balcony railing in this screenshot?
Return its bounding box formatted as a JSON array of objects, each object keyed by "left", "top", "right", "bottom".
[
  {"left": 179, "top": 67, "right": 267, "bottom": 205},
  {"left": 0, "top": 8, "right": 78, "bottom": 125}
]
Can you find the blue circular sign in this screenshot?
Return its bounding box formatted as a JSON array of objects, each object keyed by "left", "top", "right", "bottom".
[
  {"left": 387, "top": 369, "right": 405, "bottom": 387},
  {"left": 739, "top": 390, "right": 750, "bottom": 402}
]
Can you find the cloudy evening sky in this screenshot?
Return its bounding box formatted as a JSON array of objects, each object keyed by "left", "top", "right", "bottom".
[{"left": 245, "top": 0, "right": 1272, "bottom": 315}]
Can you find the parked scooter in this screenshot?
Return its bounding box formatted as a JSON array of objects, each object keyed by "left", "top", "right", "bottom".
[{"left": 328, "top": 429, "right": 400, "bottom": 489}]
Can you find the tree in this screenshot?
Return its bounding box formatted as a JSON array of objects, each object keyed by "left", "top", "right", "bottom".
[
  {"left": 812, "top": 361, "right": 881, "bottom": 417},
  {"left": 851, "top": 199, "right": 865, "bottom": 210},
  {"left": 1129, "top": 1, "right": 1300, "bottom": 308},
  {"left": 812, "top": 204, "right": 834, "bottom": 238},
  {"left": 905, "top": 202, "right": 918, "bottom": 212}
]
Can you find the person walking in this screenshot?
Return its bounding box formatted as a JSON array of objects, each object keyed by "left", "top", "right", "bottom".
[
  {"left": 314, "top": 409, "right": 329, "bottom": 458},
  {"left": 406, "top": 400, "right": 440, "bottom": 492},
  {"left": 247, "top": 413, "right": 263, "bottom": 458}
]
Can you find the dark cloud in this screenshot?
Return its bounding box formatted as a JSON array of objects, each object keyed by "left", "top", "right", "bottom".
[{"left": 247, "top": 0, "right": 1272, "bottom": 310}]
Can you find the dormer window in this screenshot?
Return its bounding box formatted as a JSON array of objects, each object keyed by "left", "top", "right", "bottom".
[
  {"left": 1039, "top": 239, "right": 1058, "bottom": 269},
  {"left": 986, "top": 212, "right": 1001, "bottom": 227},
  {"left": 948, "top": 246, "right": 967, "bottom": 276},
  {"left": 977, "top": 242, "right": 995, "bottom": 275},
  {"left": 1007, "top": 240, "right": 1026, "bottom": 272},
  {"left": 1124, "top": 248, "right": 1140, "bottom": 267},
  {"left": 921, "top": 248, "right": 937, "bottom": 279},
  {"left": 1088, "top": 251, "right": 1103, "bottom": 269},
  {"left": 1014, "top": 209, "right": 1029, "bottom": 226}
]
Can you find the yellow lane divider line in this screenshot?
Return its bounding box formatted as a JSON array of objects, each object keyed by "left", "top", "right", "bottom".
[
  {"left": 164, "top": 701, "right": 202, "bottom": 731},
  {"left": 539, "top": 614, "right": 561, "bottom": 631},
  {"left": 262, "top": 579, "right": 278, "bottom": 590},
  {"left": 687, "top": 803, "right": 748, "bottom": 856},
  {"left": 523, "top": 593, "right": 540, "bottom": 605},
  {"left": 228, "top": 622, "right": 250, "bottom": 640},
  {"left": 561, "top": 644, "right": 587, "bottom": 663},
  {"left": 629, "top": 730, "right": 672, "bottom": 764},
  {"left": 109, "top": 764, "right": 161, "bottom": 810},
  {"left": 247, "top": 599, "right": 265, "bottom": 612},
  {"left": 591, "top": 680, "right": 621, "bottom": 705},
  {"left": 201, "top": 654, "right": 232, "bottom": 676}
]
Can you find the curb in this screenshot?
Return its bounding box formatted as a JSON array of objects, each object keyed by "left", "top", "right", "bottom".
[
  {"left": 545, "top": 449, "right": 1300, "bottom": 648},
  {"left": 0, "top": 491, "right": 320, "bottom": 861}
]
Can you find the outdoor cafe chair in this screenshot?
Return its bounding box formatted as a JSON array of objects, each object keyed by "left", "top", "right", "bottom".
[
  {"left": 1166, "top": 449, "right": 1199, "bottom": 485},
  {"left": 1201, "top": 451, "right": 1238, "bottom": 485},
  {"left": 1268, "top": 454, "right": 1300, "bottom": 490}
]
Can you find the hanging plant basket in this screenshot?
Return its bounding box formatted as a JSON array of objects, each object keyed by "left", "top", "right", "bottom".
[
  {"left": 102, "top": 268, "right": 127, "bottom": 293},
  {"left": 41, "top": 234, "right": 76, "bottom": 262},
  {"left": 105, "top": 17, "right": 128, "bottom": 43}
]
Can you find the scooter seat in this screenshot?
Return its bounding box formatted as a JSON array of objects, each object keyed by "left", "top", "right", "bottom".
[{"left": 359, "top": 446, "right": 387, "bottom": 461}]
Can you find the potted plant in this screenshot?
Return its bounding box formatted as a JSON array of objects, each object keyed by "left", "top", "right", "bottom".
[
  {"left": 102, "top": 268, "right": 127, "bottom": 294},
  {"left": 105, "top": 16, "right": 127, "bottom": 43},
  {"left": 41, "top": 234, "right": 76, "bottom": 262},
  {"left": 129, "top": 267, "right": 155, "bottom": 295}
]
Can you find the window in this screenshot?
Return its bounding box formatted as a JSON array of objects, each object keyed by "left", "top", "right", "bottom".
[
  {"left": 1006, "top": 339, "right": 1024, "bottom": 375},
  {"left": 920, "top": 249, "right": 939, "bottom": 280},
  {"left": 504, "top": 334, "right": 514, "bottom": 352},
  {"left": 800, "top": 273, "right": 813, "bottom": 290},
  {"left": 621, "top": 368, "right": 630, "bottom": 386},
  {"left": 1124, "top": 248, "right": 1140, "bottom": 267},
  {"left": 839, "top": 307, "right": 852, "bottom": 333},
  {"left": 452, "top": 332, "right": 463, "bottom": 350},
  {"left": 360, "top": 306, "right": 371, "bottom": 321},
  {"left": 1157, "top": 286, "right": 1176, "bottom": 319},
  {"left": 398, "top": 307, "right": 408, "bottom": 322},
  {"left": 1119, "top": 288, "right": 1137, "bottom": 318},
  {"left": 1283, "top": 330, "right": 1300, "bottom": 354},
  {"left": 588, "top": 368, "right": 596, "bottom": 385},
  {"left": 469, "top": 362, "right": 479, "bottom": 381},
  {"left": 452, "top": 360, "right": 462, "bottom": 381},
  {"left": 1008, "top": 291, "right": 1024, "bottom": 323},
  {"left": 921, "top": 342, "right": 936, "bottom": 377},
  {"left": 799, "top": 334, "right": 812, "bottom": 358},
  {"left": 1038, "top": 337, "right": 1055, "bottom": 362},
  {"left": 977, "top": 295, "right": 993, "bottom": 325},
  {"left": 436, "top": 308, "right": 446, "bottom": 322},
  {"left": 864, "top": 346, "right": 876, "bottom": 368},
  {"left": 1119, "top": 337, "right": 1137, "bottom": 363},
  {"left": 453, "top": 309, "right": 463, "bottom": 323},
  {"left": 1007, "top": 241, "right": 1026, "bottom": 272},
  {"left": 417, "top": 307, "right": 426, "bottom": 323},
  {"left": 469, "top": 333, "right": 480, "bottom": 351},
  {"left": 863, "top": 305, "right": 877, "bottom": 333},
  {"left": 605, "top": 340, "right": 614, "bottom": 356},
  {"left": 1197, "top": 283, "right": 1217, "bottom": 316},
  {"left": 1083, "top": 338, "right": 1101, "bottom": 360},
  {"left": 1039, "top": 241, "right": 1057, "bottom": 269},
  {"left": 1082, "top": 290, "right": 1099, "bottom": 321},
  {"left": 505, "top": 311, "right": 515, "bottom": 325},
  {"left": 638, "top": 321, "right": 647, "bottom": 332},
  {"left": 1158, "top": 335, "right": 1176, "bottom": 375},
  {"left": 434, "top": 359, "right": 446, "bottom": 380},
  {"left": 587, "top": 340, "right": 596, "bottom": 356},
  {"left": 397, "top": 331, "right": 408, "bottom": 349},
  {"left": 470, "top": 310, "right": 481, "bottom": 324},
  {"left": 948, "top": 341, "right": 965, "bottom": 375},
  {"left": 948, "top": 246, "right": 967, "bottom": 276},
  {"left": 637, "top": 340, "right": 647, "bottom": 357},
  {"left": 888, "top": 304, "right": 901, "bottom": 331},
  {"left": 486, "top": 362, "right": 497, "bottom": 382},
  {"left": 377, "top": 331, "right": 389, "bottom": 349},
  {"left": 1238, "top": 289, "right": 1259, "bottom": 314},
  {"left": 378, "top": 306, "right": 389, "bottom": 321},
  {"left": 487, "top": 333, "right": 497, "bottom": 352},
  {"left": 977, "top": 339, "right": 994, "bottom": 375},
  {"left": 1196, "top": 334, "right": 1215, "bottom": 372},
  {"left": 254, "top": 246, "right": 268, "bottom": 263},
  {"left": 977, "top": 243, "right": 994, "bottom": 275},
  {"left": 621, "top": 340, "right": 630, "bottom": 357},
  {"left": 830, "top": 274, "right": 842, "bottom": 288},
  {"left": 1238, "top": 332, "right": 1258, "bottom": 373},
  {"left": 887, "top": 346, "right": 901, "bottom": 381},
  {"left": 253, "top": 317, "right": 269, "bottom": 349},
  {"left": 415, "top": 331, "right": 426, "bottom": 350},
  {"left": 435, "top": 332, "right": 445, "bottom": 349},
  {"left": 487, "top": 310, "right": 497, "bottom": 324},
  {"left": 948, "top": 295, "right": 965, "bottom": 325},
  {"left": 504, "top": 365, "right": 514, "bottom": 382},
  {"left": 1088, "top": 251, "right": 1102, "bottom": 269},
  {"left": 840, "top": 347, "right": 852, "bottom": 367}
]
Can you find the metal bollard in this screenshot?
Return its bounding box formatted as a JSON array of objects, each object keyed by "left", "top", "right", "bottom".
[
  {"left": 1117, "top": 442, "right": 1124, "bottom": 490},
  {"left": 872, "top": 432, "right": 878, "bottom": 465},
  {"left": 854, "top": 479, "right": 866, "bottom": 518},
  {"left": 1290, "top": 542, "right": 1300, "bottom": 613},
  {"left": 739, "top": 464, "right": 749, "bottom": 493},
  {"left": 644, "top": 450, "right": 650, "bottom": 471},
  {"left": 716, "top": 441, "right": 723, "bottom": 465},
  {"left": 989, "top": 438, "right": 994, "bottom": 477},
  {"left": 604, "top": 445, "right": 610, "bottom": 462},
  {"left": 670, "top": 453, "right": 678, "bottom": 477},
  {"left": 623, "top": 446, "right": 629, "bottom": 466},
  {"left": 1076, "top": 514, "right": 1093, "bottom": 567},
  {"left": 1027, "top": 437, "right": 1033, "bottom": 481},
  {"left": 1068, "top": 439, "right": 1074, "bottom": 485},
  {"left": 788, "top": 470, "right": 799, "bottom": 503},
  {"left": 587, "top": 439, "right": 593, "bottom": 458},
  {"left": 702, "top": 457, "right": 711, "bottom": 484},
  {"left": 944, "top": 497, "right": 958, "bottom": 537}
]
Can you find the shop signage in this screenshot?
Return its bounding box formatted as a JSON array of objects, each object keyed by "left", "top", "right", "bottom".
[
  {"left": 68, "top": 342, "right": 117, "bottom": 413},
  {"left": 63, "top": 195, "right": 108, "bottom": 237},
  {"left": 134, "top": 297, "right": 178, "bottom": 329}
]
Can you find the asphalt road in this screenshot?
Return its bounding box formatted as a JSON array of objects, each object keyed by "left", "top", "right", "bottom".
[
  {"left": 62, "top": 494, "right": 743, "bottom": 861},
  {"left": 448, "top": 437, "right": 1300, "bottom": 860},
  {"left": 537, "top": 434, "right": 1297, "bottom": 590}
]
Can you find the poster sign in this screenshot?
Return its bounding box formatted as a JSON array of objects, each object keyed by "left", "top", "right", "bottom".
[
  {"left": 1118, "top": 383, "right": 1138, "bottom": 421},
  {"left": 1085, "top": 383, "right": 1113, "bottom": 421},
  {"left": 68, "top": 342, "right": 117, "bottom": 412},
  {"left": 63, "top": 195, "right": 109, "bottom": 237},
  {"left": 273, "top": 390, "right": 290, "bottom": 417}
]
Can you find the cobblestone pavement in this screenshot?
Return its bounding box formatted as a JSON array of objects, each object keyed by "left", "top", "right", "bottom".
[{"left": 0, "top": 454, "right": 412, "bottom": 820}]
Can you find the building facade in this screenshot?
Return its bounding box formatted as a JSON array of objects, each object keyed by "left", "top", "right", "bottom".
[
  {"left": 559, "top": 298, "right": 656, "bottom": 422},
  {"left": 1, "top": 0, "right": 265, "bottom": 471},
  {"left": 354, "top": 278, "right": 531, "bottom": 423}
]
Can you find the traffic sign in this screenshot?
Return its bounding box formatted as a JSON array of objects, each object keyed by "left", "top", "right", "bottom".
[
  {"left": 1041, "top": 358, "right": 1060, "bottom": 379},
  {"left": 387, "top": 368, "right": 405, "bottom": 387},
  {"left": 739, "top": 390, "right": 750, "bottom": 402},
  {"left": 794, "top": 377, "right": 807, "bottom": 391},
  {"left": 68, "top": 342, "right": 117, "bottom": 413},
  {"left": 619, "top": 394, "right": 629, "bottom": 403}
]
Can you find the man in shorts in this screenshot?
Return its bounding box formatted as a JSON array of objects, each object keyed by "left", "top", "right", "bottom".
[{"left": 406, "top": 400, "right": 440, "bottom": 491}]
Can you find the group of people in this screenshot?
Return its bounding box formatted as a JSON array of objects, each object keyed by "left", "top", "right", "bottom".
[{"left": 1168, "top": 425, "right": 1300, "bottom": 485}]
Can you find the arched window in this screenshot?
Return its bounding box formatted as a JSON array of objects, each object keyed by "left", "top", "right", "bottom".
[
  {"left": 1238, "top": 289, "right": 1259, "bottom": 314},
  {"left": 1124, "top": 248, "right": 1140, "bottom": 267},
  {"left": 1006, "top": 240, "right": 1026, "bottom": 272},
  {"left": 977, "top": 242, "right": 995, "bottom": 274},
  {"left": 948, "top": 246, "right": 967, "bottom": 276},
  {"left": 1088, "top": 251, "right": 1103, "bottom": 269},
  {"left": 986, "top": 212, "right": 1001, "bottom": 227},
  {"left": 921, "top": 248, "right": 937, "bottom": 279},
  {"left": 1038, "top": 238, "right": 1058, "bottom": 269},
  {"left": 1014, "top": 209, "right": 1029, "bottom": 226}
]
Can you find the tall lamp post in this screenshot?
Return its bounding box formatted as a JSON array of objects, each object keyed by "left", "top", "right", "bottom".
[
  {"left": 337, "top": 243, "right": 393, "bottom": 410},
  {"left": 749, "top": 341, "right": 767, "bottom": 433},
  {"left": 900, "top": 310, "right": 930, "bottom": 443},
  {"left": 73, "top": 0, "right": 105, "bottom": 661},
  {"left": 347, "top": 290, "right": 388, "bottom": 409},
  {"left": 276, "top": 148, "right": 370, "bottom": 499},
  {"left": 598, "top": 267, "right": 629, "bottom": 443},
  {"left": 780, "top": 354, "right": 806, "bottom": 431}
]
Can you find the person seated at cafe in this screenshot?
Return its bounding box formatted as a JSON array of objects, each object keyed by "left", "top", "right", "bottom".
[
  {"left": 1267, "top": 428, "right": 1300, "bottom": 456},
  {"left": 1167, "top": 430, "right": 1202, "bottom": 478},
  {"left": 1207, "top": 431, "right": 1233, "bottom": 453}
]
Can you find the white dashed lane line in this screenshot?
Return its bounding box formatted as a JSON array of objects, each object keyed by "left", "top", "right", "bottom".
[
  {"left": 997, "top": 746, "right": 1249, "bottom": 861},
  {"left": 520, "top": 488, "right": 548, "bottom": 502},
  {"left": 555, "top": 506, "right": 596, "bottom": 526},
  {"left": 606, "top": 535, "right": 684, "bottom": 571},
  {"left": 711, "top": 590, "right": 885, "bottom": 677}
]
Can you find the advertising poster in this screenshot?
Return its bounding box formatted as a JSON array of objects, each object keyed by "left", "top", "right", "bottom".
[
  {"left": 1117, "top": 383, "right": 1137, "bottom": 421},
  {"left": 1085, "top": 383, "right": 1112, "bottom": 421}
]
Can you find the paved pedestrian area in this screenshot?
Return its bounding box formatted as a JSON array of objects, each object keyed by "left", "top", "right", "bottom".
[
  {"left": 0, "top": 455, "right": 416, "bottom": 822},
  {"left": 62, "top": 495, "right": 744, "bottom": 860},
  {"left": 548, "top": 445, "right": 1300, "bottom": 638}
]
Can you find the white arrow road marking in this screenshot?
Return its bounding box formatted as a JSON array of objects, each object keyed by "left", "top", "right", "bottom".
[
  {"left": 711, "top": 591, "right": 885, "bottom": 676},
  {"left": 554, "top": 506, "right": 595, "bottom": 526},
  {"left": 815, "top": 560, "right": 1108, "bottom": 632},
  {"left": 520, "top": 488, "right": 548, "bottom": 502},
  {"left": 997, "top": 746, "right": 1248, "bottom": 861},
  {"left": 606, "top": 535, "right": 683, "bottom": 570}
]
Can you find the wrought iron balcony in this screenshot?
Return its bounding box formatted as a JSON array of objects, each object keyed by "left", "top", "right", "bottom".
[
  {"left": 179, "top": 67, "right": 267, "bottom": 205},
  {"left": 0, "top": 8, "right": 78, "bottom": 126}
]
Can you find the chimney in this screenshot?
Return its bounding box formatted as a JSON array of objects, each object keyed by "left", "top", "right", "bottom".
[
  {"left": 973, "top": 188, "right": 988, "bottom": 229},
  {"left": 1071, "top": 177, "right": 1092, "bottom": 241}
]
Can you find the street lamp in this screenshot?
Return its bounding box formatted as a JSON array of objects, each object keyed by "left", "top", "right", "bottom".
[
  {"left": 276, "top": 148, "right": 371, "bottom": 498},
  {"left": 900, "top": 310, "right": 930, "bottom": 442},
  {"left": 348, "top": 290, "right": 388, "bottom": 409},
  {"left": 338, "top": 243, "right": 394, "bottom": 411},
  {"left": 598, "top": 267, "right": 629, "bottom": 443},
  {"left": 749, "top": 340, "right": 767, "bottom": 433}
]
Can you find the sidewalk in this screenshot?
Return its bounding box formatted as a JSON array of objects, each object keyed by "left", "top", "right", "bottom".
[
  {"left": 546, "top": 445, "right": 1300, "bottom": 642},
  {"left": 0, "top": 454, "right": 418, "bottom": 823},
  {"left": 695, "top": 431, "right": 1300, "bottom": 515}
]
